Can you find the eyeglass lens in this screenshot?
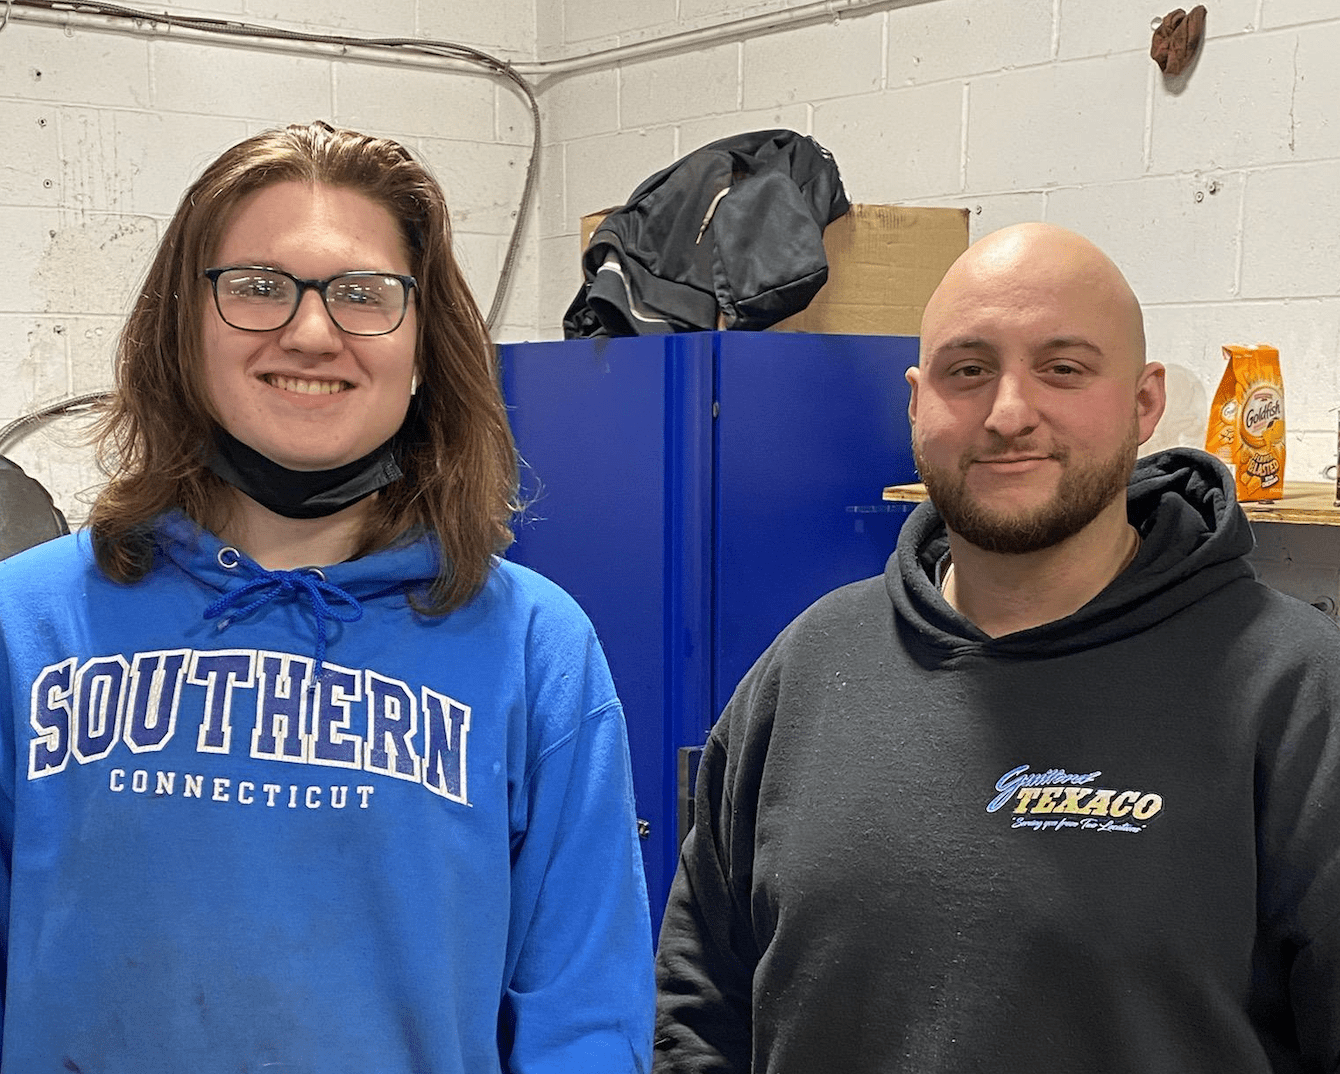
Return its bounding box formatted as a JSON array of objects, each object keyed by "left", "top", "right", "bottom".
[{"left": 212, "top": 268, "right": 408, "bottom": 335}]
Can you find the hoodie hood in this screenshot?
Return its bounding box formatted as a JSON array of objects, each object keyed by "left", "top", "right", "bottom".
[{"left": 888, "top": 447, "right": 1256, "bottom": 660}]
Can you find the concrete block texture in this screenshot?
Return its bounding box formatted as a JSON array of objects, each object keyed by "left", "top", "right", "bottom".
[
  {"left": 151, "top": 42, "right": 333, "bottom": 120},
  {"left": 58, "top": 110, "right": 249, "bottom": 216},
  {"left": 487, "top": 211, "right": 542, "bottom": 336},
  {"left": 535, "top": 233, "right": 583, "bottom": 339},
  {"left": 537, "top": 69, "right": 620, "bottom": 146},
  {"left": 243, "top": 0, "right": 417, "bottom": 37},
  {"left": 0, "top": 102, "right": 62, "bottom": 209},
  {"left": 900, "top": 192, "right": 1047, "bottom": 244},
  {"left": 1045, "top": 173, "right": 1244, "bottom": 305},
  {"left": 887, "top": 0, "right": 1053, "bottom": 85},
  {"left": 813, "top": 81, "right": 963, "bottom": 201},
  {"left": 417, "top": 0, "right": 537, "bottom": 57},
  {"left": 1058, "top": 0, "right": 1259, "bottom": 62},
  {"left": 1261, "top": 0, "right": 1340, "bottom": 28},
  {"left": 743, "top": 11, "right": 883, "bottom": 109},
  {"left": 3, "top": 208, "right": 157, "bottom": 316},
  {"left": 1292, "top": 21, "right": 1340, "bottom": 160},
  {"left": 498, "top": 81, "right": 538, "bottom": 146},
  {"left": 620, "top": 43, "right": 740, "bottom": 128},
  {"left": 965, "top": 54, "right": 1148, "bottom": 191},
  {"left": 417, "top": 137, "right": 530, "bottom": 234},
  {"left": 1149, "top": 30, "right": 1297, "bottom": 173},
  {"left": 334, "top": 62, "right": 498, "bottom": 139},
  {"left": 678, "top": 0, "right": 735, "bottom": 19},
  {"left": 677, "top": 104, "right": 812, "bottom": 158},
  {"left": 0, "top": 316, "right": 71, "bottom": 423},
  {"left": 452, "top": 230, "right": 502, "bottom": 315},
  {"left": 533, "top": 143, "right": 567, "bottom": 241},
  {"left": 561, "top": 0, "right": 676, "bottom": 44},
  {"left": 564, "top": 126, "right": 679, "bottom": 224},
  {"left": 0, "top": 23, "right": 150, "bottom": 109},
  {"left": 1241, "top": 161, "right": 1340, "bottom": 299},
  {"left": 536, "top": 1, "right": 564, "bottom": 55},
  {"left": 68, "top": 316, "right": 124, "bottom": 395}
]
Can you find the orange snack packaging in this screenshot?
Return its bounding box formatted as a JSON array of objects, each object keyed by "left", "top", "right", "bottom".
[{"left": 1204, "top": 344, "right": 1285, "bottom": 502}]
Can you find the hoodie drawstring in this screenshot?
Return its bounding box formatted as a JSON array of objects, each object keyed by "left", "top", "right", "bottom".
[{"left": 204, "top": 558, "right": 364, "bottom": 680}]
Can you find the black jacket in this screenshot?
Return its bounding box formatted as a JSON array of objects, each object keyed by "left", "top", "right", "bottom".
[{"left": 563, "top": 129, "right": 849, "bottom": 338}]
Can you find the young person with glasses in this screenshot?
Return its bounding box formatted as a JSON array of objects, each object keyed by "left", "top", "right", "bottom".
[{"left": 0, "top": 121, "right": 653, "bottom": 1074}]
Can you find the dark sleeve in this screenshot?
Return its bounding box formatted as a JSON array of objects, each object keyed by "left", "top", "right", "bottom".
[
  {"left": 653, "top": 669, "right": 775, "bottom": 1074},
  {"left": 1253, "top": 620, "right": 1340, "bottom": 1064}
]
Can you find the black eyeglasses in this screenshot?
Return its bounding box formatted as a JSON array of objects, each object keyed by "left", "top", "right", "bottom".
[{"left": 203, "top": 266, "right": 418, "bottom": 336}]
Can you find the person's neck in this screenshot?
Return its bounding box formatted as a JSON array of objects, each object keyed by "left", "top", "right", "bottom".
[
  {"left": 215, "top": 486, "right": 376, "bottom": 571},
  {"left": 941, "top": 499, "right": 1139, "bottom": 638}
]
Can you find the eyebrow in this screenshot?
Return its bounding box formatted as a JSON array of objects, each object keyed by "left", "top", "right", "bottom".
[
  {"left": 928, "top": 336, "right": 995, "bottom": 362},
  {"left": 1040, "top": 336, "right": 1104, "bottom": 357},
  {"left": 929, "top": 335, "right": 1105, "bottom": 361}
]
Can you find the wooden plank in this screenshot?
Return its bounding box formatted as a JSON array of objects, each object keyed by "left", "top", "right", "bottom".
[
  {"left": 1239, "top": 482, "right": 1340, "bottom": 526},
  {"left": 882, "top": 482, "right": 926, "bottom": 504},
  {"left": 882, "top": 480, "right": 1340, "bottom": 525}
]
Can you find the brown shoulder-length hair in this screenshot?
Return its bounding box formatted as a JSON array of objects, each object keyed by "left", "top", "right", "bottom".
[{"left": 89, "top": 120, "right": 518, "bottom": 615}]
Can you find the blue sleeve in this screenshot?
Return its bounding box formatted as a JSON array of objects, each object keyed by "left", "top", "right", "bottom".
[
  {"left": 501, "top": 654, "right": 654, "bottom": 1072},
  {"left": 0, "top": 623, "right": 14, "bottom": 1053}
]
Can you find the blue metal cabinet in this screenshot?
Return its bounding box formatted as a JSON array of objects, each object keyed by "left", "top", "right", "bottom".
[{"left": 499, "top": 332, "right": 918, "bottom": 933}]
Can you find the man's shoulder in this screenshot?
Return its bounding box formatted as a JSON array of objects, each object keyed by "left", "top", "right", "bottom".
[
  {"left": 1240, "top": 578, "right": 1340, "bottom": 649},
  {"left": 1171, "top": 574, "right": 1340, "bottom": 679},
  {"left": 739, "top": 573, "right": 893, "bottom": 684},
  {"left": 782, "top": 572, "right": 890, "bottom": 637},
  {"left": 1203, "top": 573, "right": 1338, "bottom": 632}
]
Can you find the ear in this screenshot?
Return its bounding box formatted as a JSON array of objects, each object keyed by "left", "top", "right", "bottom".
[
  {"left": 905, "top": 364, "right": 921, "bottom": 427},
  {"left": 1134, "top": 362, "right": 1167, "bottom": 445}
]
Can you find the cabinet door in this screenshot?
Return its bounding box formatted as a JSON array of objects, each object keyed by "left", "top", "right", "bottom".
[
  {"left": 713, "top": 333, "right": 919, "bottom": 716},
  {"left": 500, "top": 334, "right": 714, "bottom": 933}
]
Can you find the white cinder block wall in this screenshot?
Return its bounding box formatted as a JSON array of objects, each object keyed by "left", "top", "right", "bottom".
[
  {"left": 3, "top": 0, "right": 1339, "bottom": 605},
  {"left": 0, "top": 0, "right": 537, "bottom": 523},
  {"left": 533, "top": 0, "right": 1340, "bottom": 609}
]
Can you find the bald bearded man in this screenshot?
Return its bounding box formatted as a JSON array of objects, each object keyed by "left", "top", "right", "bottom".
[{"left": 653, "top": 224, "right": 1340, "bottom": 1072}]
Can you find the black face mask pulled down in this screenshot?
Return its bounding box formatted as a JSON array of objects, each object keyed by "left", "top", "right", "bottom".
[{"left": 207, "top": 427, "right": 404, "bottom": 519}]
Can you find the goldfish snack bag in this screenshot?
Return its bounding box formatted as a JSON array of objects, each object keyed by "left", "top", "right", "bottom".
[{"left": 1205, "top": 344, "right": 1285, "bottom": 502}]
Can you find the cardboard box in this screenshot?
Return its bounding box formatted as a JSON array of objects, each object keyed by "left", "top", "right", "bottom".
[
  {"left": 772, "top": 205, "right": 968, "bottom": 335},
  {"left": 580, "top": 208, "right": 620, "bottom": 253},
  {"left": 579, "top": 204, "right": 969, "bottom": 336}
]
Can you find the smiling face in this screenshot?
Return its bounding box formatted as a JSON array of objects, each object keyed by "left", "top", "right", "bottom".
[
  {"left": 200, "top": 180, "right": 418, "bottom": 472},
  {"left": 906, "top": 224, "right": 1165, "bottom": 554}
]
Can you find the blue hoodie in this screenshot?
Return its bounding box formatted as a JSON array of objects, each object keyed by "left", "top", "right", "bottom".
[{"left": 0, "top": 512, "right": 653, "bottom": 1073}]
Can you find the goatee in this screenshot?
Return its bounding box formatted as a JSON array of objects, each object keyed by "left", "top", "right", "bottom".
[{"left": 913, "top": 427, "right": 1138, "bottom": 554}]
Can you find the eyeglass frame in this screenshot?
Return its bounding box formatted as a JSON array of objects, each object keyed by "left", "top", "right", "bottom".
[{"left": 202, "top": 265, "right": 419, "bottom": 337}]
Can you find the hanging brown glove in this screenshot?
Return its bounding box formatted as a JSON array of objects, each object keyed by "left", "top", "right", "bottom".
[{"left": 1151, "top": 6, "right": 1207, "bottom": 76}]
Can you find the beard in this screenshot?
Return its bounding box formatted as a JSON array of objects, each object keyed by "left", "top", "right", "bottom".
[{"left": 913, "top": 425, "right": 1138, "bottom": 555}]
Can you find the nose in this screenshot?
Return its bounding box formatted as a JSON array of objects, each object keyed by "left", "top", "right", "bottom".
[
  {"left": 983, "top": 369, "right": 1040, "bottom": 441},
  {"left": 278, "top": 288, "right": 342, "bottom": 354}
]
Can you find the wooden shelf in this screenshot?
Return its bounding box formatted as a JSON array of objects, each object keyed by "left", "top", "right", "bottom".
[
  {"left": 1238, "top": 482, "right": 1340, "bottom": 526},
  {"left": 882, "top": 480, "right": 1340, "bottom": 526},
  {"left": 882, "top": 482, "right": 927, "bottom": 504}
]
